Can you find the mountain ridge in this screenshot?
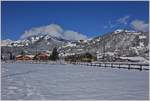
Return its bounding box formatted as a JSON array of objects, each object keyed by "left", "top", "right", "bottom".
[{"left": 1, "top": 29, "right": 149, "bottom": 60}]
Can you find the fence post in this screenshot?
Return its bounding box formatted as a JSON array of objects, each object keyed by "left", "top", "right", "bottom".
[
  {"left": 118, "top": 64, "right": 120, "bottom": 68},
  {"left": 128, "top": 64, "right": 131, "bottom": 69},
  {"left": 99, "top": 63, "right": 101, "bottom": 67},
  {"left": 140, "top": 65, "right": 142, "bottom": 71},
  {"left": 111, "top": 64, "right": 113, "bottom": 68},
  {"left": 105, "top": 63, "right": 106, "bottom": 67}
]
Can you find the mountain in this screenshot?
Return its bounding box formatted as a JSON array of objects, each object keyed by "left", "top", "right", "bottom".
[
  {"left": 20, "top": 24, "right": 88, "bottom": 40},
  {"left": 1, "top": 29, "right": 149, "bottom": 60},
  {"left": 1, "top": 34, "right": 69, "bottom": 57},
  {"left": 1, "top": 39, "right": 14, "bottom": 46},
  {"left": 59, "top": 29, "right": 149, "bottom": 58}
]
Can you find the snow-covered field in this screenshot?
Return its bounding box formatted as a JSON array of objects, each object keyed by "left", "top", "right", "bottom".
[{"left": 1, "top": 63, "right": 149, "bottom": 100}]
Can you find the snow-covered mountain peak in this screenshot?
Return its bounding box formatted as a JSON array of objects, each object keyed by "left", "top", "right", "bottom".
[
  {"left": 114, "top": 29, "right": 124, "bottom": 34},
  {"left": 1, "top": 39, "right": 14, "bottom": 46},
  {"left": 20, "top": 24, "right": 87, "bottom": 41},
  {"left": 113, "top": 29, "right": 142, "bottom": 35}
]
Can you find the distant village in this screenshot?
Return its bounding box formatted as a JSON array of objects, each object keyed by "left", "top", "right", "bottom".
[
  {"left": 1, "top": 28, "right": 149, "bottom": 64},
  {"left": 1, "top": 46, "right": 143, "bottom": 63}
]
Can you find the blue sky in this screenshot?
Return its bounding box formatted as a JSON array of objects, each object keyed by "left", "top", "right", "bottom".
[{"left": 1, "top": 1, "right": 149, "bottom": 40}]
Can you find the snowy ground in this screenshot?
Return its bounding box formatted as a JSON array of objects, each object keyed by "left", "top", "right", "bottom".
[{"left": 1, "top": 63, "right": 149, "bottom": 100}]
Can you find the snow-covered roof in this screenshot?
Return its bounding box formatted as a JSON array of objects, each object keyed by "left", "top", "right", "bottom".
[{"left": 16, "top": 55, "right": 35, "bottom": 58}]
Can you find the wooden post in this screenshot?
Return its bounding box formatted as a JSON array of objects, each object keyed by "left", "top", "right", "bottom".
[
  {"left": 99, "top": 63, "right": 101, "bottom": 67},
  {"left": 128, "top": 64, "right": 131, "bottom": 69},
  {"left": 118, "top": 64, "right": 120, "bottom": 68},
  {"left": 111, "top": 64, "right": 113, "bottom": 68},
  {"left": 140, "top": 65, "right": 142, "bottom": 71},
  {"left": 105, "top": 63, "right": 106, "bottom": 67}
]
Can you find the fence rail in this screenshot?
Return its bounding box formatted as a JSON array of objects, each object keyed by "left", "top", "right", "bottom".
[
  {"left": 70, "top": 62, "right": 149, "bottom": 71},
  {"left": 2, "top": 60, "right": 149, "bottom": 71}
]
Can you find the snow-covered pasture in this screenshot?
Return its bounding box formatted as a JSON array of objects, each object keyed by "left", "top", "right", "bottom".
[{"left": 1, "top": 63, "right": 149, "bottom": 100}]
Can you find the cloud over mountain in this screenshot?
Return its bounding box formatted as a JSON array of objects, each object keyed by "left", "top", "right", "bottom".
[
  {"left": 63, "top": 30, "right": 87, "bottom": 40},
  {"left": 130, "top": 20, "right": 149, "bottom": 32},
  {"left": 117, "top": 15, "right": 130, "bottom": 25},
  {"left": 104, "top": 15, "right": 149, "bottom": 33},
  {"left": 104, "top": 15, "right": 130, "bottom": 29},
  {"left": 21, "top": 24, "right": 88, "bottom": 40}
]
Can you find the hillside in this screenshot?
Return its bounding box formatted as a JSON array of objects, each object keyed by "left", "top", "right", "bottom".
[{"left": 1, "top": 29, "right": 149, "bottom": 60}]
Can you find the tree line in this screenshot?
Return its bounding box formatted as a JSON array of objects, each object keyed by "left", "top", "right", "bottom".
[
  {"left": 2, "top": 47, "right": 96, "bottom": 62},
  {"left": 65, "top": 52, "right": 97, "bottom": 62},
  {"left": 1, "top": 47, "right": 59, "bottom": 61}
]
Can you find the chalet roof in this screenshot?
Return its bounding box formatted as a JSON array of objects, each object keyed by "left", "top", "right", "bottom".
[
  {"left": 16, "top": 55, "right": 34, "bottom": 58},
  {"left": 37, "top": 53, "right": 49, "bottom": 56}
]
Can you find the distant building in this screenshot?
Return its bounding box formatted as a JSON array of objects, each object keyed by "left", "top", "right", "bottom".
[
  {"left": 59, "top": 52, "right": 75, "bottom": 57},
  {"left": 34, "top": 53, "right": 49, "bottom": 60},
  {"left": 45, "top": 50, "right": 52, "bottom": 55},
  {"left": 96, "top": 51, "right": 117, "bottom": 60},
  {"left": 16, "top": 55, "right": 34, "bottom": 60}
]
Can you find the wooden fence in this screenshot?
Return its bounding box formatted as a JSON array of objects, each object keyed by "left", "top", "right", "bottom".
[
  {"left": 2, "top": 60, "right": 149, "bottom": 71},
  {"left": 70, "top": 62, "right": 149, "bottom": 71}
]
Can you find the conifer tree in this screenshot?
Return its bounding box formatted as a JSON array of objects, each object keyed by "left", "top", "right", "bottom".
[{"left": 49, "top": 47, "right": 59, "bottom": 61}]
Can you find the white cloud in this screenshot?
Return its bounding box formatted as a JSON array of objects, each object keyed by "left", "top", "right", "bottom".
[
  {"left": 104, "top": 16, "right": 130, "bottom": 29},
  {"left": 109, "top": 21, "right": 115, "bottom": 28},
  {"left": 130, "top": 20, "right": 149, "bottom": 32},
  {"left": 104, "top": 21, "right": 115, "bottom": 29},
  {"left": 21, "top": 24, "right": 88, "bottom": 40},
  {"left": 117, "top": 15, "right": 130, "bottom": 25},
  {"left": 63, "top": 30, "right": 87, "bottom": 40},
  {"left": 21, "top": 24, "right": 64, "bottom": 39}
]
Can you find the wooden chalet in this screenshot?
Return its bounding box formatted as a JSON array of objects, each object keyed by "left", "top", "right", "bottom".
[
  {"left": 16, "top": 55, "right": 34, "bottom": 60},
  {"left": 35, "top": 53, "right": 49, "bottom": 61}
]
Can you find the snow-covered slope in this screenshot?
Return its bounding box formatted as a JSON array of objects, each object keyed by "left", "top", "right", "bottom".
[
  {"left": 2, "top": 63, "right": 149, "bottom": 100},
  {"left": 1, "top": 39, "right": 14, "bottom": 46},
  {"left": 1, "top": 29, "right": 149, "bottom": 59},
  {"left": 3, "top": 34, "right": 69, "bottom": 48},
  {"left": 59, "top": 29, "right": 149, "bottom": 57}
]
